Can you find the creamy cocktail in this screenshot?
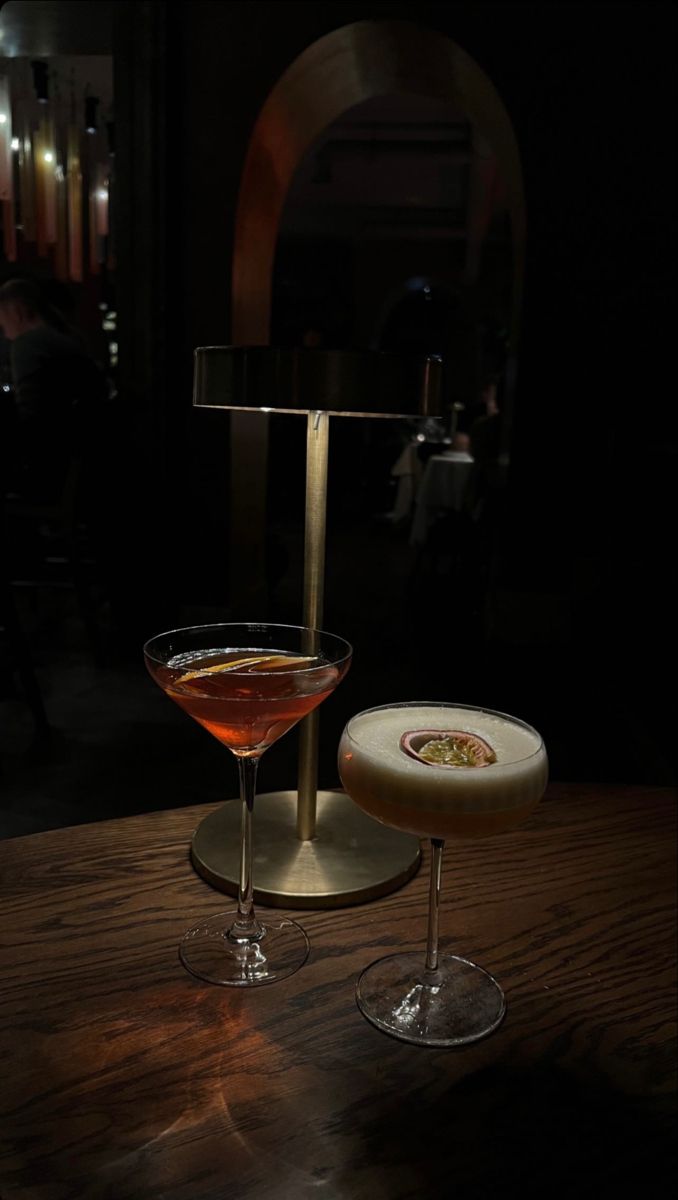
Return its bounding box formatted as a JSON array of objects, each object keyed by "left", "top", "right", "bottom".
[
  {"left": 338, "top": 703, "right": 547, "bottom": 840},
  {"left": 338, "top": 701, "right": 548, "bottom": 1047}
]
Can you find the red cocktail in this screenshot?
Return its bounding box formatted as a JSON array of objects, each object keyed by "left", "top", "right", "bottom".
[
  {"left": 145, "top": 623, "right": 352, "bottom": 986},
  {"left": 154, "top": 649, "right": 341, "bottom": 754}
]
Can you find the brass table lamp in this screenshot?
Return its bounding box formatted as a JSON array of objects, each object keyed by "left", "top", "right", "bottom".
[{"left": 191, "top": 346, "right": 442, "bottom": 907}]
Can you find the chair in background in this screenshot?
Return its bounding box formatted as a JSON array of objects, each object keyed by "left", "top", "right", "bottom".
[
  {"left": 0, "top": 556, "right": 51, "bottom": 768},
  {"left": 2, "top": 456, "right": 105, "bottom": 664}
]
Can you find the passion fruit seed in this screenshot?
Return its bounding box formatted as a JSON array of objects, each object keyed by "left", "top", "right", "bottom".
[{"left": 400, "top": 729, "right": 497, "bottom": 768}]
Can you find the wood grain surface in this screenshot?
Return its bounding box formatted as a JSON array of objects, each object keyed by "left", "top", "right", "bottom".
[{"left": 0, "top": 783, "right": 676, "bottom": 1199}]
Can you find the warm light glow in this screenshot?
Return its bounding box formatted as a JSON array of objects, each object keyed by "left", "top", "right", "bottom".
[
  {"left": 11, "top": 137, "right": 20, "bottom": 152},
  {"left": 43, "top": 150, "right": 54, "bottom": 163},
  {"left": 97, "top": 188, "right": 108, "bottom": 201}
]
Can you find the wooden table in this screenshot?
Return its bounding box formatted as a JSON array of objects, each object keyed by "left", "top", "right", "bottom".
[{"left": 1, "top": 784, "right": 676, "bottom": 1199}]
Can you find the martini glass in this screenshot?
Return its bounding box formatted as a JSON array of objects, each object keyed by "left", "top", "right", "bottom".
[
  {"left": 145, "top": 622, "right": 352, "bottom": 986},
  {"left": 338, "top": 701, "right": 548, "bottom": 1045}
]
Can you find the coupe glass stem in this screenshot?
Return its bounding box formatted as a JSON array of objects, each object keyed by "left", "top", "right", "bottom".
[
  {"left": 228, "top": 755, "right": 264, "bottom": 942},
  {"left": 424, "top": 838, "right": 445, "bottom": 980}
]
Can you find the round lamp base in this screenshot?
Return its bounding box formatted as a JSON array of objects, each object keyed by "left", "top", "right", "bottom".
[{"left": 190, "top": 791, "right": 421, "bottom": 909}]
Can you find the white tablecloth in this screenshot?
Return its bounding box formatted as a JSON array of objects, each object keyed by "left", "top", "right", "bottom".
[
  {"left": 410, "top": 452, "right": 474, "bottom": 545},
  {"left": 388, "top": 443, "right": 423, "bottom": 522}
]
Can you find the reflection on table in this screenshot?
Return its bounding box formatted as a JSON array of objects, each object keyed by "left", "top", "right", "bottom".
[{"left": 0, "top": 784, "right": 675, "bottom": 1199}]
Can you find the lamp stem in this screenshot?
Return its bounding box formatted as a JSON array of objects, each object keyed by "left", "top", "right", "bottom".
[{"left": 297, "top": 410, "right": 330, "bottom": 841}]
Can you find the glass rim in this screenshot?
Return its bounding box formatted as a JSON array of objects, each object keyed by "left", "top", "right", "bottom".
[
  {"left": 143, "top": 620, "right": 353, "bottom": 672},
  {"left": 343, "top": 700, "right": 545, "bottom": 764}
]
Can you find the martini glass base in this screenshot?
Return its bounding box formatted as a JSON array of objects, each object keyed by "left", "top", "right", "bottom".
[
  {"left": 179, "top": 911, "right": 309, "bottom": 986},
  {"left": 356, "top": 951, "right": 506, "bottom": 1046},
  {"left": 190, "top": 791, "right": 422, "bottom": 908}
]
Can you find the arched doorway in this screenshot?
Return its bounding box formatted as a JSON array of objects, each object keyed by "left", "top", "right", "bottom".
[{"left": 228, "top": 19, "right": 524, "bottom": 607}]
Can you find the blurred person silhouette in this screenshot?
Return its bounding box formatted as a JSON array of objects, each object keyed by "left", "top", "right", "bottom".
[
  {"left": 470, "top": 376, "right": 500, "bottom": 456},
  {"left": 460, "top": 373, "right": 509, "bottom": 603},
  {"left": 467, "top": 374, "right": 504, "bottom": 514},
  {"left": 0, "top": 278, "right": 108, "bottom": 504},
  {"left": 449, "top": 430, "right": 472, "bottom": 458}
]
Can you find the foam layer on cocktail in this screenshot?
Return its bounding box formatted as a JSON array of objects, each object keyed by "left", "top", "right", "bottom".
[{"left": 339, "top": 704, "right": 548, "bottom": 838}]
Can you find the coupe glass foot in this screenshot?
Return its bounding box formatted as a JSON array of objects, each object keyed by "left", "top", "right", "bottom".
[{"left": 356, "top": 951, "right": 506, "bottom": 1046}]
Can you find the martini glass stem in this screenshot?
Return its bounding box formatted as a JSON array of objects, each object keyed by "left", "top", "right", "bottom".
[
  {"left": 228, "top": 755, "right": 264, "bottom": 941},
  {"left": 424, "top": 838, "right": 445, "bottom": 980}
]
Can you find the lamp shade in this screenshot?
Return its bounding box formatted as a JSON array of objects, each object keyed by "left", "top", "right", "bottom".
[{"left": 193, "top": 346, "right": 442, "bottom": 419}]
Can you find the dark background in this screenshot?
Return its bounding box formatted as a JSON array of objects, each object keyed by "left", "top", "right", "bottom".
[
  {"left": 126, "top": 0, "right": 677, "bottom": 784},
  {"left": 1, "top": 1, "right": 676, "bottom": 827}
]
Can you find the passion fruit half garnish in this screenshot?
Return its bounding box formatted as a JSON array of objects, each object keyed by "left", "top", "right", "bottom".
[{"left": 400, "top": 729, "right": 497, "bottom": 768}]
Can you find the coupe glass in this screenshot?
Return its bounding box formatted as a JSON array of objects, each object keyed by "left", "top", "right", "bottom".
[
  {"left": 145, "top": 622, "right": 352, "bottom": 986},
  {"left": 338, "top": 701, "right": 547, "bottom": 1045}
]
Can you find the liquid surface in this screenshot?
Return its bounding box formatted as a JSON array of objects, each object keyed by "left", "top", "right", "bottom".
[
  {"left": 339, "top": 704, "right": 548, "bottom": 838},
  {"left": 149, "top": 648, "right": 343, "bottom": 755}
]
